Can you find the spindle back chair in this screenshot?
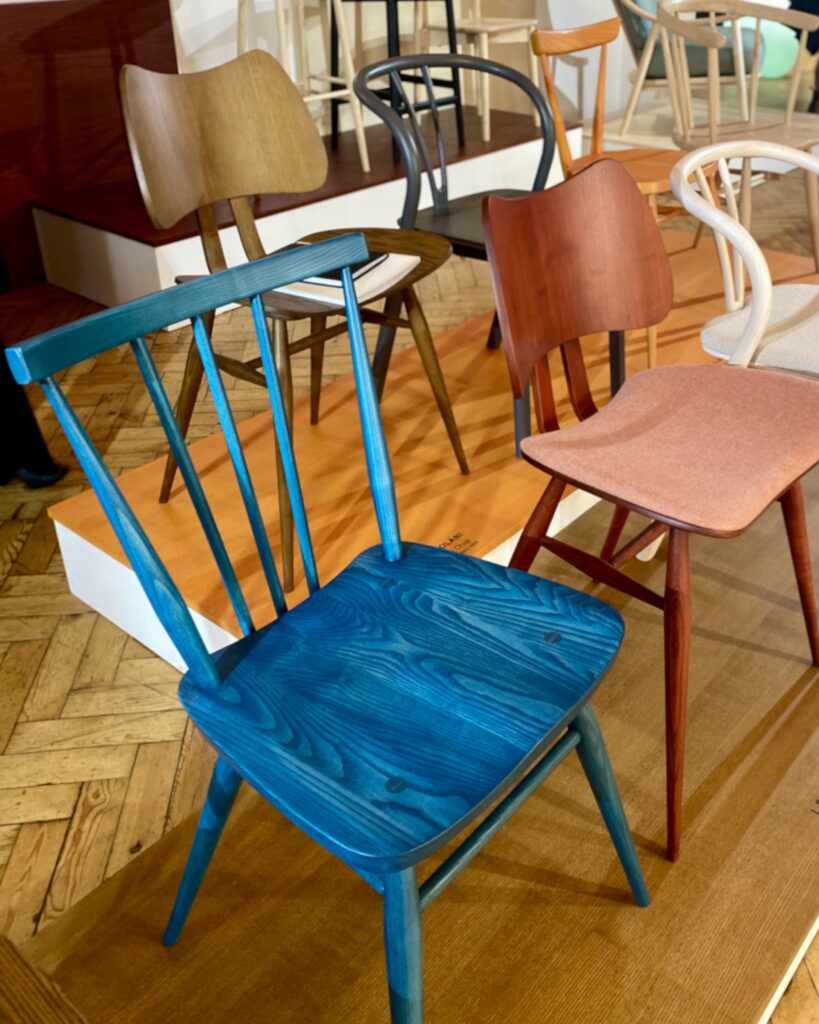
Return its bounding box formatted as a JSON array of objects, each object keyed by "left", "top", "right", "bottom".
[
  {"left": 6, "top": 235, "right": 649, "bottom": 1023},
  {"left": 657, "top": 0, "right": 819, "bottom": 146}
]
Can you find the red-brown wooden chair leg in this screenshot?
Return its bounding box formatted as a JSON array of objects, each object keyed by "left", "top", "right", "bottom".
[
  {"left": 600, "top": 505, "right": 630, "bottom": 561},
  {"left": 509, "top": 476, "right": 566, "bottom": 572},
  {"left": 159, "top": 329, "right": 208, "bottom": 503},
  {"left": 780, "top": 481, "right": 819, "bottom": 665},
  {"left": 664, "top": 527, "right": 692, "bottom": 862}
]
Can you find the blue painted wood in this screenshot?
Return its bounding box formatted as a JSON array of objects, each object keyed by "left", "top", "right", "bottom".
[
  {"left": 164, "top": 758, "right": 243, "bottom": 946},
  {"left": 341, "top": 266, "right": 402, "bottom": 561},
  {"left": 250, "top": 295, "right": 319, "bottom": 595},
  {"left": 5, "top": 234, "right": 370, "bottom": 385},
  {"left": 418, "top": 729, "right": 580, "bottom": 911},
  {"left": 131, "top": 337, "right": 255, "bottom": 637},
  {"left": 570, "top": 705, "right": 650, "bottom": 907},
  {"left": 181, "top": 543, "right": 625, "bottom": 873},
  {"left": 5, "top": 238, "right": 649, "bottom": 1022},
  {"left": 383, "top": 869, "right": 423, "bottom": 1024},
  {"left": 40, "top": 376, "right": 220, "bottom": 687},
  {"left": 192, "top": 313, "right": 288, "bottom": 618}
]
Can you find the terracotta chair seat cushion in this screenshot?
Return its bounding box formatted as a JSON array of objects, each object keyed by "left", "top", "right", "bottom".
[
  {"left": 520, "top": 364, "right": 819, "bottom": 536},
  {"left": 702, "top": 283, "right": 819, "bottom": 374}
]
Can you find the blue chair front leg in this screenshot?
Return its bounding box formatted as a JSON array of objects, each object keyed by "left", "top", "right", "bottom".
[
  {"left": 570, "top": 705, "right": 650, "bottom": 908},
  {"left": 382, "top": 867, "right": 423, "bottom": 1024},
  {"left": 164, "top": 757, "right": 243, "bottom": 946}
]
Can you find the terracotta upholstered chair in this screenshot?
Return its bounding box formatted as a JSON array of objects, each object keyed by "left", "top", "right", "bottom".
[{"left": 483, "top": 157, "right": 819, "bottom": 862}]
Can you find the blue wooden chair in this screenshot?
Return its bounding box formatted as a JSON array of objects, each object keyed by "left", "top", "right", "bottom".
[{"left": 6, "top": 235, "right": 649, "bottom": 1023}]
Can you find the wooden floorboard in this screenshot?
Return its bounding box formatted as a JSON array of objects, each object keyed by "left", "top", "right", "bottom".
[{"left": 0, "top": 174, "right": 817, "bottom": 1018}]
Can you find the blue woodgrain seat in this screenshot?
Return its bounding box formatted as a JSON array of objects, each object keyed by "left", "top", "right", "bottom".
[
  {"left": 183, "top": 542, "right": 624, "bottom": 871},
  {"left": 5, "top": 234, "right": 648, "bottom": 1024}
]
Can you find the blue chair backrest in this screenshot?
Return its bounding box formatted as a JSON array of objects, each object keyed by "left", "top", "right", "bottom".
[{"left": 5, "top": 234, "right": 401, "bottom": 687}]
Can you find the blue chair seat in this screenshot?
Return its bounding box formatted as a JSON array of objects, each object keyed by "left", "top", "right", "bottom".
[{"left": 180, "top": 543, "right": 624, "bottom": 873}]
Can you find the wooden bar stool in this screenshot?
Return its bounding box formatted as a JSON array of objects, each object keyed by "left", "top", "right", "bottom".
[
  {"left": 238, "top": 0, "right": 370, "bottom": 173},
  {"left": 330, "top": 0, "right": 465, "bottom": 157}
]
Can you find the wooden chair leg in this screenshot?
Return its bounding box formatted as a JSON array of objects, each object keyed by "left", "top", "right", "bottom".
[
  {"left": 664, "top": 527, "right": 692, "bottom": 863},
  {"left": 403, "top": 287, "right": 469, "bottom": 475},
  {"left": 159, "top": 324, "right": 209, "bottom": 504},
  {"left": 600, "top": 505, "right": 630, "bottom": 561},
  {"left": 780, "top": 481, "right": 819, "bottom": 665},
  {"left": 163, "top": 758, "right": 242, "bottom": 946},
  {"left": 509, "top": 476, "right": 566, "bottom": 572},
  {"left": 332, "top": 0, "right": 371, "bottom": 173},
  {"left": 571, "top": 705, "right": 650, "bottom": 906},
  {"left": 272, "top": 320, "right": 295, "bottom": 592},
  {"left": 309, "top": 315, "right": 327, "bottom": 426},
  {"left": 371, "top": 294, "right": 404, "bottom": 401},
  {"left": 647, "top": 324, "right": 658, "bottom": 368},
  {"left": 383, "top": 869, "right": 423, "bottom": 1024},
  {"left": 804, "top": 166, "right": 819, "bottom": 274},
  {"left": 621, "top": 22, "right": 659, "bottom": 137},
  {"left": 479, "top": 31, "right": 491, "bottom": 142}
]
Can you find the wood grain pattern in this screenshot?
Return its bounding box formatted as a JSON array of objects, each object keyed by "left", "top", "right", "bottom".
[{"left": 0, "top": 935, "right": 88, "bottom": 1024}]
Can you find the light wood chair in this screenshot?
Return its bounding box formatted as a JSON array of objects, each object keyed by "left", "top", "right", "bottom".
[
  {"left": 237, "top": 0, "right": 371, "bottom": 173},
  {"left": 483, "top": 157, "right": 819, "bottom": 862},
  {"left": 613, "top": 0, "right": 749, "bottom": 137},
  {"left": 657, "top": 0, "right": 819, "bottom": 271},
  {"left": 671, "top": 140, "right": 819, "bottom": 372},
  {"left": 6, "top": 235, "right": 649, "bottom": 1024},
  {"left": 532, "top": 17, "right": 699, "bottom": 372},
  {"left": 121, "top": 49, "right": 469, "bottom": 592},
  {"left": 414, "top": 0, "right": 540, "bottom": 142}
]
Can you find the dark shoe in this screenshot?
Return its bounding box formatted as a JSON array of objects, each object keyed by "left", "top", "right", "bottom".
[{"left": 2, "top": 463, "right": 69, "bottom": 488}]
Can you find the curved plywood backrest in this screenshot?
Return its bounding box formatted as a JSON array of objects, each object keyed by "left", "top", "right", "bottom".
[
  {"left": 483, "top": 158, "right": 673, "bottom": 398},
  {"left": 121, "top": 50, "right": 329, "bottom": 231},
  {"left": 531, "top": 19, "right": 622, "bottom": 174}
]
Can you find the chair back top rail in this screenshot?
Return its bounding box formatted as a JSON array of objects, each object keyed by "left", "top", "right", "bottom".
[
  {"left": 670, "top": 141, "right": 819, "bottom": 364},
  {"left": 483, "top": 159, "right": 673, "bottom": 408},
  {"left": 532, "top": 18, "right": 621, "bottom": 175},
  {"left": 6, "top": 234, "right": 403, "bottom": 682},
  {"left": 354, "top": 53, "right": 555, "bottom": 227},
  {"left": 657, "top": 0, "right": 819, "bottom": 142},
  {"left": 121, "top": 49, "right": 329, "bottom": 273}
]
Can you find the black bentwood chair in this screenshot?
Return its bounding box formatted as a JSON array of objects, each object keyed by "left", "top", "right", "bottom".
[{"left": 354, "top": 52, "right": 556, "bottom": 454}]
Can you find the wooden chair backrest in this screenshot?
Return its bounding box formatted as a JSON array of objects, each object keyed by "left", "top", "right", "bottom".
[
  {"left": 657, "top": 0, "right": 819, "bottom": 145},
  {"left": 120, "top": 49, "right": 329, "bottom": 272},
  {"left": 531, "top": 18, "right": 621, "bottom": 176},
  {"left": 5, "top": 234, "right": 401, "bottom": 684},
  {"left": 353, "top": 52, "right": 555, "bottom": 226},
  {"left": 483, "top": 159, "right": 673, "bottom": 425}
]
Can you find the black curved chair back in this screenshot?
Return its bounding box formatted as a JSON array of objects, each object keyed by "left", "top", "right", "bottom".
[{"left": 354, "top": 53, "right": 555, "bottom": 229}]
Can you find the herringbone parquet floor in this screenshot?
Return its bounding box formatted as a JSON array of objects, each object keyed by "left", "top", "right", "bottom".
[{"left": 0, "top": 179, "right": 817, "bottom": 1020}]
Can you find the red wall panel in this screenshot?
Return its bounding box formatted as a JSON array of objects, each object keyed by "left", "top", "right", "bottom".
[{"left": 0, "top": 0, "right": 177, "bottom": 289}]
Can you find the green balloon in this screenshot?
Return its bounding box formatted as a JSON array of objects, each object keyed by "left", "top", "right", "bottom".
[{"left": 737, "top": 16, "right": 799, "bottom": 79}]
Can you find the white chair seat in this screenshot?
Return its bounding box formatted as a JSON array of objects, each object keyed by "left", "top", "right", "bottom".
[{"left": 701, "top": 283, "right": 819, "bottom": 374}]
